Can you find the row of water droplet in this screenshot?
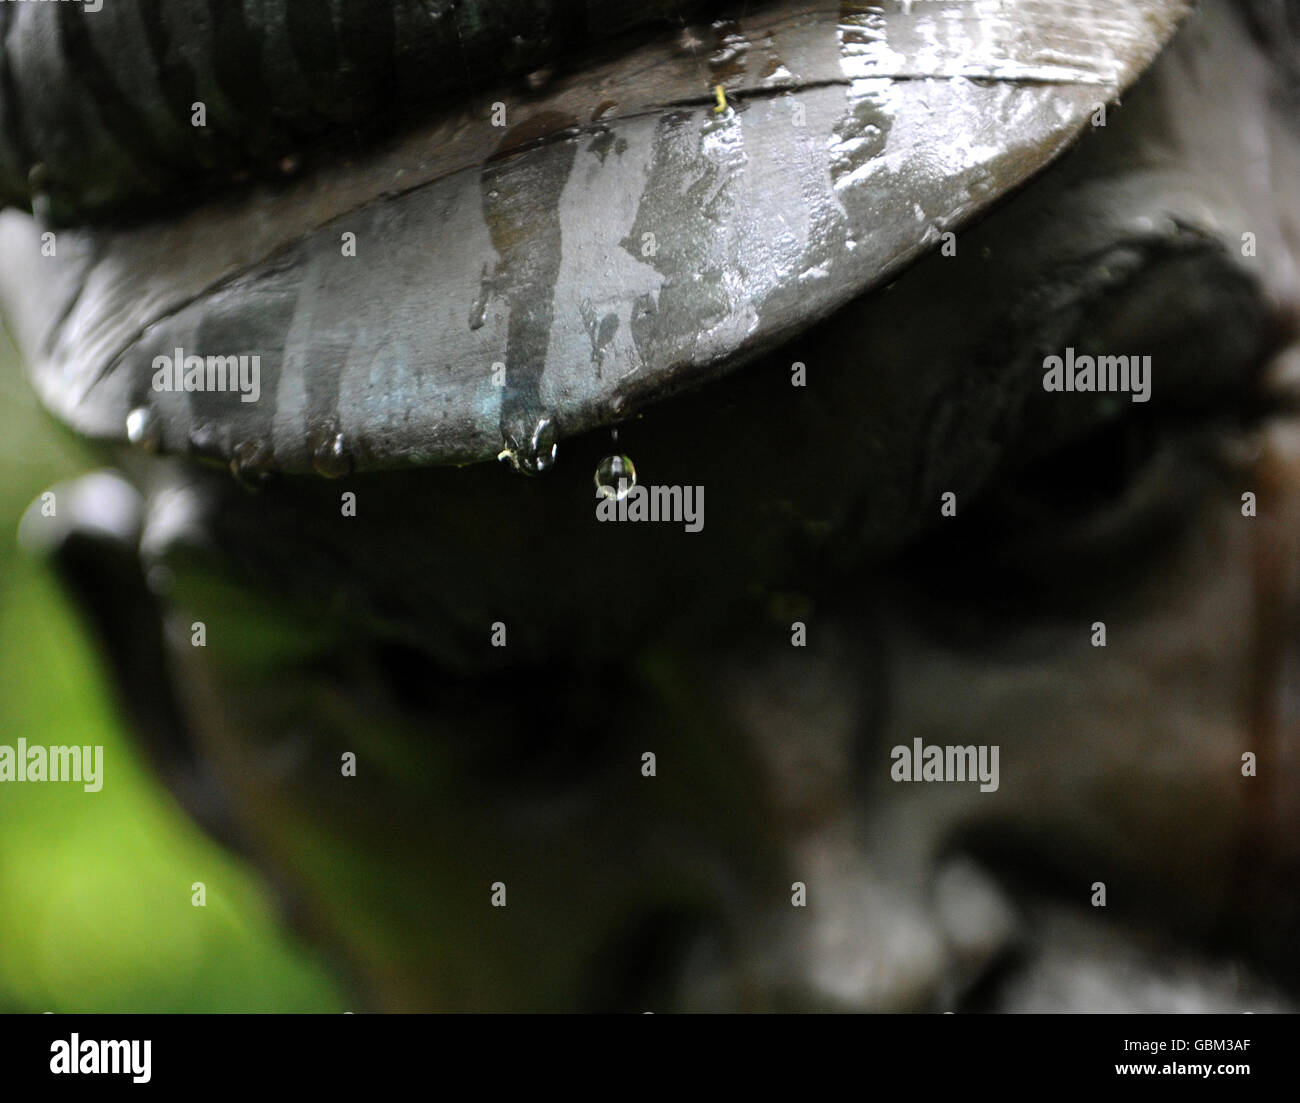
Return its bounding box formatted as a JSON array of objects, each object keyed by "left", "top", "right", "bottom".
[{"left": 127, "top": 404, "right": 637, "bottom": 498}]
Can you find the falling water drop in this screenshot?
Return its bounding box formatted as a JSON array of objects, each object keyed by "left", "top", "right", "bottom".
[
  {"left": 595, "top": 454, "right": 637, "bottom": 500},
  {"left": 125, "top": 406, "right": 161, "bottom": 452}
]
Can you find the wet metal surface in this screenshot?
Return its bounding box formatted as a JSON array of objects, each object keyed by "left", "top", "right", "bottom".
[{"left": 0, "top": 0, "right": 1189, "bottom": 475}]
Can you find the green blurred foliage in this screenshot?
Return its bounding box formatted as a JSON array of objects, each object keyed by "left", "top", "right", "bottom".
[{"left": 0, "top": 326, "right": 345, "bottom": 1012}]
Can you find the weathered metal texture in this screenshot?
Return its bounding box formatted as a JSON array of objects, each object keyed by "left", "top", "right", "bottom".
[
  {"left": 0, "top": 0, "right": 724, "bottom": 220},
  {"left": 0, "top": 0, "right": 1190, "bottom": 477}
]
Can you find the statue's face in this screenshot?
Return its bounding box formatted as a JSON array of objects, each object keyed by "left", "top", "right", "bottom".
[
  {"left": 148, "top": 428, "right": 1300, "bottom": 1012},
  {"left": 101, "top": 1, "right": 1300, "bottom": 1011},
  {"left": 8, "top": 0, "right": 1300, "bottom": 1010}
]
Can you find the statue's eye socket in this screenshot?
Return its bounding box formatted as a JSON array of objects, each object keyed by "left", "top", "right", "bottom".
[
  {"left": 900, "top": 374, "right": 1294, "bottom": 607},
  {"left": 970, "top": 413, "right": 1193, "bottom": 551},
  {"left": 885, "top": 223, "right": 1300, "bottom": 593}
]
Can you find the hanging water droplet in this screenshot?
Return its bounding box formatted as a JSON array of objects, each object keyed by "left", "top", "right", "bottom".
[
  {"left": 230, "top": 438, "right": 277, "bottom": 490},
  {"left": 595, "top": 454, "right": 637, "bottom": 500},
  {"left": 522, "top": 416, "right": 558, "bottom": 475},
  {"left": 125, "top": 406, "right": 161, "bottom": 452},
  {"left": 499, "top": 416, "right": 559, "bottom": 476},
  {"left": 307, "top": 419, "right": 353, "bottom": 479}
]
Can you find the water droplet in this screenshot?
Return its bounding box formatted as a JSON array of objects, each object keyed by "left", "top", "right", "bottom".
[
  {"left": 595, "top": 454, "right": 637, "bottom": 500},
  {"left": 307, "top": 419, "right": 353, "bottom": 479},
  {"left": 522, "top": 417, "right": 558, "bottom": 475},
  {"left": 230, "top": 438, "right": 277, "bottom": 490},
  {"left": 125, "top": 406, "right": 161, "bottom": 451},
  {"left": 499, "top": 416, "right": 558, "bottom": 476}
]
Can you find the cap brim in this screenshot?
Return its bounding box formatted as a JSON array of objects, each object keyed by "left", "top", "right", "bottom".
[{"left": 0, "top": 0, "right": 1191, "bottom": 475}]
